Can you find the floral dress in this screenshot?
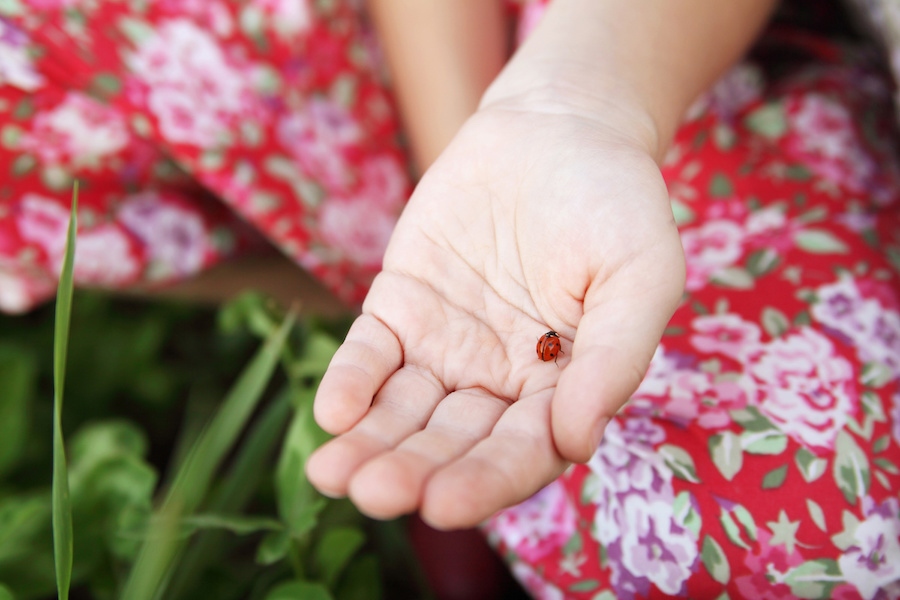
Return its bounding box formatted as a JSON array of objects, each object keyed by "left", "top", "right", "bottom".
[
  {"left": 0, "top": 0, "right": 409, "bottom": 313},
  {"left": 2, "top": 1, "right": 900, "bottom": 599},
  {"left": 483, "top": 6, "right": 900, "bottom": 600}
]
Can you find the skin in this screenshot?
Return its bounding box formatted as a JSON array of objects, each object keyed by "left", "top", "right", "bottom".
[{"left": 306, "top": 0, "right": 778, "bottom": 530}]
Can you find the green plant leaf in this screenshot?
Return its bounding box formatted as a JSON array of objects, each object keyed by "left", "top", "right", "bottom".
[
  {"left": 121, "top": 312, "right": 296, "bottom": 600},
  {"left": 314, "top": 527, "right": 366, "bottom": 587},
  {"left": 182, "top": 513, "right": 284, "bottom": 536},
  {"left": 52, "top": 181, "right": 78, "bottom": 600},
  {"left": 0, "top": 348, "right": 35, "bottom": 476},
  {"left": 167, "top": 391, "right": 292, "bottom": 600},
  {"left": 265, "top": 581, "right": 333, "bottom": 600},
  {"left": 0, "top": 583, "right": 14, "bottom": 600},
  {"left": 276, "top": 382, "right": 332, "bottom": 540},
  {"left": 257, "top": 529, "right": 292, "bottom": 566},
  {"left": 335, "top": 554, "right": 381, "bottom": 600}
]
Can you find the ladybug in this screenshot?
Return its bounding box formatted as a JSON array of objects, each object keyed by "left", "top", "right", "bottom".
[{"left": 536, "top": 331, "right": 563, "bottom": 364}]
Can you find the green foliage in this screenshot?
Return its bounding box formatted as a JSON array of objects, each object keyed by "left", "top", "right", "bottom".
[
  {"left": 0, "top": 221, "right": 428, "bottom": 598},
  {"left": 51, "top": 180, "right": 78, "bottom": 600}
]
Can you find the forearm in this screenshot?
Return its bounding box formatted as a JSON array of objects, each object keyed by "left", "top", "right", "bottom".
[
  {"left": 482, "top": 0, "right": 779, "bottom": 162},
  {"left": 367, "top": 0, "right": 507, "bottom": 172}
]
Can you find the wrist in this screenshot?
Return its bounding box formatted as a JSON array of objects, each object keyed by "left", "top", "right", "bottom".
[{"left": 479, "top": 72, "right": 664, "bottom": 163}]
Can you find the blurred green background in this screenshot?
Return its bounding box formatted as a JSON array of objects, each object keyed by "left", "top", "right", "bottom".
[{"left": 0, "top": 291, "right": 431, "bottom": 600}]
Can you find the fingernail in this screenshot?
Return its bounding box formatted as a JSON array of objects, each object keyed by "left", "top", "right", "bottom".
[{"left": 590, "top": 417, "right": 610, "bottom": 452}]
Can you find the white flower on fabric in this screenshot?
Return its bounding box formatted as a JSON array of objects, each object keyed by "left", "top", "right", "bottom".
[
  {"left": 118, "top": 192, "right": 208, "bottom": 278},
  {"left": 619, "top": 495, "right": 699, "bottom": 596},
  {"left": 0, "top": 20, "right": 45, "bottom": 91},
  {"left": 750, "top": 327, "right": 857, "bottom": 451},
  {"left": 250, "top": 0, "right": 313, "bottom": 38},
  {"left": 838, "top": 500, "right": 900, "bottom": 600},
  {"left": 127, "top": 19, "right": 255, "bottom": 148},
  {"left": 20, "top": 93, "right": 129, "bottom": 169},
  {"left": 812, "top": 277, "right": 900, "bottom": 376},
  {"left": 0, "top": 269, "right": 34, "bottom": 314}
]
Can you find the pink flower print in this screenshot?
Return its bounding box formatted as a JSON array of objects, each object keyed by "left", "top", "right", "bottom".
[
  {"left": 691, "top": 313, "right": 763, "bottom": 361},
  {"left": 357, "top": 155, "right": 409, "bottom": 211},
  {"left": 15, "top": 194, "right": 141, "bottom": 285},
  {"left": 784, "top": 93, "right": 877, "bottom": 196},
  {"left": 276, "top": 99, "right": 362, "bottom": 192},
  {"left": 749, "top": 327, "right": 857, "bottom": 451},
  {"left": 127, "top": 19, "right": 256, "bottom": 148},
  {"left": 117, "top": 192, "right": 209, "bottom": 279},
  {"left": 319, "top": 193, "right": 398, "bottom": 269},
  {"left": 680, "top": 219, "right": 744, "bottom": 291},
  {"left": 157, "top": 0, "right": 234, "bottom": 36},
  {"left": 631, "top": 343, "right": 752, "bottom": 429},
  {"left": 20, "top": 92, "right": 129, "bottom": 169},
  {"left": 15, "top": 193, "right": 70, "bottom": 263},
  {"left": 509, "top": 562, "right": 565, "bottom": 600},
  {"left": 735, "top": 529, "right": 804, "bottom": 600},
  {"left": 488, "top": 480, "right": 577, "bottom": 564},
  {"left": 71, "top": 224, "right": 142, "bottom": 286}
]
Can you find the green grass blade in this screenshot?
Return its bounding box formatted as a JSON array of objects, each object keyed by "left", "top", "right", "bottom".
[
  {"left": 166, "top": 390, "right": 292, "bottom": 600},
  {"left": 120, "top": 312, "right": 296, "bottom": 600},
  {"left": 52, "top": 181, "right": 78, "bottom": 600}
]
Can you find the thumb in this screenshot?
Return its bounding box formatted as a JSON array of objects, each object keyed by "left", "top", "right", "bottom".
[{"left": 551, "top": 274, "right": 682, "bottom": 463}]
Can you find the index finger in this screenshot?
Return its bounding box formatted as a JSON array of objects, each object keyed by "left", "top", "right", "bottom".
[{"left": 314, "top": 314, "right": 403, "bottom": 434}]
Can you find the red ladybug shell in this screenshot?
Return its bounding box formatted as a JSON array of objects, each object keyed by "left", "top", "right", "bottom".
[{"left": 536, "top": 331, "right": 563, "bottom": 363}]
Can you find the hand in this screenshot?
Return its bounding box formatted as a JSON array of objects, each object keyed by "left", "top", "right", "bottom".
[{"left": 305, "top": 98, "right": 685, "bottom": 529}]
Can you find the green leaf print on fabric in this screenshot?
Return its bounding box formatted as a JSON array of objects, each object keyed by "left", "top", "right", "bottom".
[
  {"left": 761, "top": 307, "right": 790, "bottom": 338},
  {"left": 761, "top": 465, "right": 789, "bottom": 489},
  {"left": 745, "top": 248, "right": 781, "bottom": 277},
  {"left": 711, "top": 267, "right": 755, "bottom": 289},
  {"left": 710, "top": 432, "right": 743, "bottom": 481},
  {"left": 833, "top": 431, "right": 871, "bottom": 505},
  {"left": 783, "top": 559, "right": 841, "bottom": 600},
  {"left": 701, "top": 536, "right": 730, "bottom": 584},
  {"left": 794, "top": 229, "right": 849, "bottom": 254},
  {"left": 673, "top": 491, "right": 703, "bottom": 538},
  {"left": 719, "top": 505, "right": 757, "bottom": 550},
  {"left": 659, "top": 444, "right": 701, "bottom": 483},
  {"left": 708, "top": 172, "right": 734, "bottom": 197},
  {"left": 740, "top": 429, "right": 788, "bottom": 455},
  {"left": 795, "top": 447, "right": 828, "bottom": 483},
  {"left": 806, "top": 499, "right": 828, "bottom": 532},
  {"left": 744, "top": 102, "right": 787, "bottom": 139}
]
